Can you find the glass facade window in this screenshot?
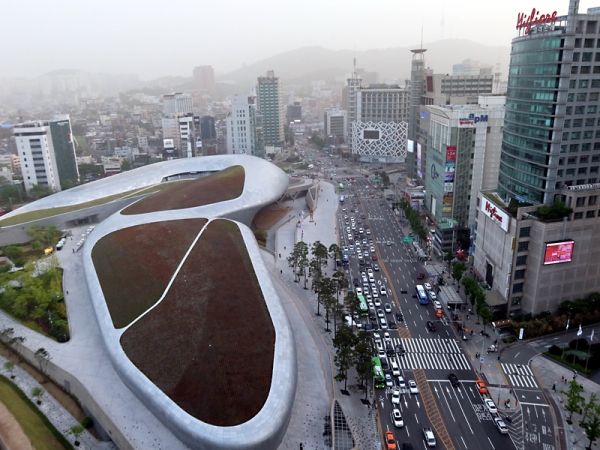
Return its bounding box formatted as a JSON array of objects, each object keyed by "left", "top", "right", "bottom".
[{"left": 519, "top": 227, "right": 531, "bottom": 237}]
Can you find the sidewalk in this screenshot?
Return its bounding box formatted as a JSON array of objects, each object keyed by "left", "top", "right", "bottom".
[{"left": 266, "top": 181, "right": 379, "bottom": 450}]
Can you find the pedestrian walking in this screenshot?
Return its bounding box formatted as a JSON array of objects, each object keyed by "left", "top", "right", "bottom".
[
  {"left": 552, "top": 383, "right": 556, "bottom": 391},
  {"left": 561, "top": 375, "right": 564, "bottom": 383},
  {"left": 466, "top": 314, "right": 469, "bottom": 320}
]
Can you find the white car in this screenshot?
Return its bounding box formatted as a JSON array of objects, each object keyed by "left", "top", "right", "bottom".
[
  {"left": 423, "top": 428, "right": 436, "bottom": 447},
  {"left": 494, "top": 417, "right": 508, "bottom": 434},
  {"left": 373, "top": 332, "right": 381, "bottom": 341},
  {"left": 384, "top": 303, "right": 392, "bottom": 313},
  {"left": 380, "top": 318, "right": 388, "bottom": 329},
  {"left": 409, "top": 380, "right": 419, "bottom": 394},
  {"left": 367, "top": 268, "right": 374, "bottom": 275},
  {"left": 378, "top": 348, "right": 386, "bottom": 358},
  {"left": 366, "top": 294, "right": 372, "bottom": 302},
  {"left": 433, "top": 300, "right": 442, "bottom": 310},
  {"left": 484, "top": 398, "right": 498, "bottom": 414},
  {"left": 385, "top": 374, "right": 394, "bottom": 387},
  {"left": 424, "top": 283, "right": 432, "bottom": 291},
  {"left": 374, "top": 297, "right": 381, "bottom": 307},
  {"left": 429, "top": 292, "right": 437, "bottom": 301},
  {"left": 372, "top": 290, "right": 379, "bottom": 298},
  {"left": 377, "top": 309, "right": 385, "bottom": 318},
  {"left": 356, "top": 287, "right": 363, "bottom": 296},
  {"left": 398, "top": 376, "right": 406, "bottom": 389},
  {"left": 392, "top": 409, "right": 404, "bottom": 428},
  {"left": 369, "top": 275, "right": 375, "bottom": 283},
  {"left": 366, "top": 229, "right": 371, "bottom": 235},
  {"left": 380, "top": 286, "right": 387, "bottom": 296},
  {"left": 391, "top": 361, "right": 400, "bottom": 376},
  {"left": 384, "top": 332, "right": 391, "bottom": 342},
  {"left": 370, "top": 246, "right": 375, "bottom": 253},
  {"left": 391, "top": 389, "right": 401, "bottom": 405},
  {"left": 371, "top": 283, "right": 377, "bottom": 291}
]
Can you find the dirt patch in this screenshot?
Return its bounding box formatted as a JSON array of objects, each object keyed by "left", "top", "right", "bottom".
[
  {"left": 0, "top": 399, "right": 34, "bottom": 450},
  {"left": 92, "top": 219, "right": 207, "bottom": 329},
  {"left": 121, "top": 166, "right": 245, "bottom": 215},
  {"left": 253, "top": 205, "right": 291, "bottom": 229},
  {"left": 121, "top": 219, "right": 275, "bottom": 426}
]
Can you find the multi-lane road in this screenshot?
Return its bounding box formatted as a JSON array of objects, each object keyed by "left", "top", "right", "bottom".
[{"left": 336, "top": 175, "right": 520, "bottom": 450}]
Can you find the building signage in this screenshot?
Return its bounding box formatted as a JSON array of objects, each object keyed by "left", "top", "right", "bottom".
[
  {"left": 516, "top": 8, "right": 558, "bottom": 33},
  {"left": 458, "top": 114, "right": 489, "bottom": 128},
  {"left": 163, "top": 138, "right": 175, "bottom": 148},
  {"left": 566, "top": 183, "right": 600, "bottom": 191},
  {"left": 444, "top": 182, "right": 454, "bottom": 192},
  {"left": 446, "top": 146, "right": 456, "bottom": 162},
  {"left": 543, "top": 240, "right": 574, "bottom": 265},
  {"left": 430, "top": 164, "right": 440, "bottom": 180},
  {"left": 481, "top": 198, "right": 509, "bottom": 232}
]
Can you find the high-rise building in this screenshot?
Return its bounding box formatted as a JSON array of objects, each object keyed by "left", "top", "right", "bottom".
[
  {"left": 257, "top": 71, "right": 285, "bottom": 146},
  {"left": 473, "top": 1, "right": 600, "bottom": 317},
  {"left": 407, "top": 50, "right": 495, "bottom": 181},
  {"left": 286, "top": 103, "right": 302, "bottom": 123},
  {"left": 14, "top": 114, "right": 79, "bottom": 193},
  {"left": 200, "top": 116, "right": 216, "bottom": 140},
  {"left": 163, "top": 93, "right": 193, "bottom": 116},
  {"left": 193, "top": 66, "right": 216, "bottom": 96},
  {"left": 348, "top": 83, "right": 410, "bottom": 163},
  {"left": 417, "top": 96, "right": 505, "bottom": 257},
  {"left": 324, "top": 109, "right": 347, "bottom": 142},
  {"left": 226, "top": 95, "right": 264, "bottom": 157}
]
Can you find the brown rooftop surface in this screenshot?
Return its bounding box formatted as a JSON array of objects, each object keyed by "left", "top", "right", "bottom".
[
  {"left": 121, "top": 165, "right": 245, "bottom": 215},
  {"left": 120, "top": 219, "right": 275, "bottom": 426},
  {"left": 91, "top": 219, "right": 207, "bottom": 328}
]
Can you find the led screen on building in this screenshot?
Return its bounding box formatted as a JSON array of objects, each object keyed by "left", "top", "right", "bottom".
[
  {"left": 543, "top": 240, "right": 574, "bottom": 265},
  {"left": 407, "top": 140, "right": 414, "bottom": 153},
  {"left": 363, "top": 130, "right": 380, "bottom": 140}
]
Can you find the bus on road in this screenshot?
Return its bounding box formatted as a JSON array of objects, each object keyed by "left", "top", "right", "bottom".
[
  {"left": 373, "top": 357, "right": 385, "bottom": 389},
  {"left": 358, "top": 295, "right": 368, "bottom": 316},
  {"left": 416, "top": 285, "right": 429, "bottom": 305}
]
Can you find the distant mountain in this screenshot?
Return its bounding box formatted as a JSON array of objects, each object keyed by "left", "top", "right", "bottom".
[{"left": 219, "top": 40, "right": 510, "bottom": 91}]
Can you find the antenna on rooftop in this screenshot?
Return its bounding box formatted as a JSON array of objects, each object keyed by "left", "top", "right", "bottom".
[{"left": 420, "top": 20, "right": 424, "bottom": 49}]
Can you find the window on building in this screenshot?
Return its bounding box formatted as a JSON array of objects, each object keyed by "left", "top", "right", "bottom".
[
  {"left": 577, "top": 93, "right": 588, "bottom": 101},
  {"left": 567, "top": 168, "right": 576, "bottom": 175},
  {"left": 592, "top": 93, "right": 600, "bottom": 101},
  {"left": 514, "top": 269, "right": 526, "bottom": 280},
  {"left": 575, "top": 107, "right": 585, "bottom": 115},
  {"left": 558, "top": 170, "right": 564, "bottom": 177},
  {"left": 591, "top": 166, "right": 599, "bottom": 173},
  {"left": 570, "top": 144, "right": 580, "bottom": 152},
  {"left": 517, "top": 241, "right": 529, "bottom": 252},
  {"left": 595, "top": 142, "right": 600, "bottom": 150},
  {"left": 574, "top": 119, "right": 583, "bottom": 127},
  {"left": 577, "top": 179, "right": 587, "bottom": 185},
  {"left": 590, "top": 178, "right": 598, "bottom": 183},
  {"left": 581, "top": 155, "right": 589, "bottom": 163},
  {"left": 574, "top": 211, "right": 584, "bottom": 219},
  {"left": 559, "top": 157, "right": 565, "bottom": 165},
  {"left": 583, "top": 52, "right": 593, "bottom": 61},
  {"left": 519, "top": 227, "right": 531, "bottom": 237},
  {"left": 565, "top": 119, "right": 571, "bottom": 128},
  {"left": 587, "top": 210, "right": 596, "bottom": 218},
  {"left": 512, "top": 283, "right": 524, "bottom": 293},
  {"left": 568, "top": 157, "right": 577, "bottom": 164},
  {"left": 561, "top": 145, "right": 568, "bottom": 153},
  {"left": 577, "top": 197, "right": 586, "bottom": 207},
  {"left": 566, "top": 106, "right": 573, "bottom": 115},
  {"left": 589, "top": 105, "right": 598, "bottom": 113},
  {"left": 511, "top": 297, "right": 522, "bottom": 306},
  {"left": 592, "top": 80, "right": 600, "bottom": 88},
  {"left": 581, "top": 80, "right": 590, "bottom": 88},
  {"left": 582, "top": 66, "right": 591, "bottom": 74},
  {"left": 586, "top": 118, "right": 595, "bottom": 127},
  {"left": 563, "top": 132, "right": 570, "bottom": 141},
  {"left": 583, "top": 143, "right": 592, "bottom": 151},
  {"left": 574, "top": 52, "right": 581, "bottom": 61},
  {"left": 593, "top": 155, "right": 600, "bottom": 162},
  {"left": 594, "top": 66, "right": 600, "bottom": 73}
]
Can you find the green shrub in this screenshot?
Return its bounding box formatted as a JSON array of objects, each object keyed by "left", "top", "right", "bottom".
[
  {"left": 81, "top": 416, "right": 93, "bottom": 428},
  {"left": 548, "top": 345, "right": 562, "bottom": 356},
  {"left": 569, "top": 338, "right": 589, "bottom": 351}
]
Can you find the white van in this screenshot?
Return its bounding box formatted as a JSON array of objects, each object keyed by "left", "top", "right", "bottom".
[{"left": 391, "top": 360, "right": 400, "bottom": 376}]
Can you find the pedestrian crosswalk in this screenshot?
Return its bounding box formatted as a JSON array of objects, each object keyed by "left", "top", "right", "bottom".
[
  {"left": 390, "top": 338, "right": 471, "bottom": 371},
  {"left": 501, "top": 363, "right": 538, "bottom": 388}
]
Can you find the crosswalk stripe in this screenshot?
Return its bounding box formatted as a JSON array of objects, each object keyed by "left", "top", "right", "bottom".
[{"left": 501, "top": 363, "right": 538, "bottom": 388}]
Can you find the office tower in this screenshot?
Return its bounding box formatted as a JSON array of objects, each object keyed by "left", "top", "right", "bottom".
[
  {"left": 14, "top": 114, "right": 79, "bottom": 193},
  {"left": 193, "top": 66, "right": 216, "bottom": 95},
  {"left": 324, "top": 109, "right": 347, "bottom": 143},
  {"left": 349, "top": 83, "right": 409, "bottom": 163},
  {"left": 345, "top": 74, "right": 361, "bottom": 145},
  {"left": 473, "top": 1, "right": 600, "bottom": 316},
  {"left": 452, "top": 59, "right": 493, "bottom": 76},
  {"left": 200, "top": 116, "right": 216, "bottom": 140},
  {"left": 287, "top": 103, "right": 302, "bottom": 123},
  {"left": 226, "top": 95, "right": 264, "bottom": 157},
  {"left": 257, "top": 71, "right": 285, "bottom": 146},
  {"left": 163, "top": 93, "right": 193, "bottom": 116},
  {"left": 417, "top": 97, "right": 505, "bottom": 257},
  {"left": 407, "top": 49, "right": 495, "bottom": 181}
]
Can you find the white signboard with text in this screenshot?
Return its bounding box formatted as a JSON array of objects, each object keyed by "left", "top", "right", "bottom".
[{"left": 480, "top": 198, "right": 510, "bottom": 232}]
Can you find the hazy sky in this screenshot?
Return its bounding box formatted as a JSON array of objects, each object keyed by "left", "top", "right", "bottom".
[{"left": 4, "top": 0, "right": 597, "bottom": 80}]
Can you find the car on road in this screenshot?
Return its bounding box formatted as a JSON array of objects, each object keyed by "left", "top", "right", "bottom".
[
  {"left": 385, "top": 303, "right": 392, "bottom": 313},
  {"left": 384, "top": 332, "right": 391, "bottom": 342},
  {"left": 494, "top": 417, "right": 508, "bottom": 434},
  {"left": 385, "top": 431, "right": 397, "bottom": 450},
  {"left": 395, "top": 311, "right": 403, "bottom": 321},
  {"left": 356, "top": 287, "right": 363, "bottom": 296},
  {"left": 378, "top": 348, "right": 386, "bottom": 359},
  {"left": 386, "top": 348, "right": 395, "bottom": 357},
  {"left": 424, "top": 283, "right": 432, "bottom": 291},
  {"left": 391, "top": 360, "right": 400, "bottom": 376},
  {"left": 370, "top": 246, "right": 375, "bottom": 253},
  {"left": 372, "top": 254, "right": 378, "bottom": 260},
  {"left": 367, "top": 268, "right": 374, "bottom": 275},
  {"left": 372, "top": 290, "right": 379, "bottom": 298},
  {"left": 484, "top": 398, "right": 498, "bottom": 414},
  {"left": 395, "top": 345, "right": 405, "bottom": 356},
  {"left": 397, "top": 376, "right": 406, "bottom": 388},
  {"left": 391, "top": 388, "right": 401, "bottom": 404},
  {"left": 353, "top": 278, "right": 360, "bottom": 286},
  {"left": 386, "top": 374, "right": 394, "bottom": 387},
  {"left": 374, "top": 298, "right": 381, "bottom": 307},
  {"left": 448, "top": 373, "right": 459, "bottom": 387},
  {"left": 373, "top": 332, "right": 381, "bottom": 341},
  {"left": 429, "top": 291, "right": 437, "bottom": 300},
  {"left": 391, "top": 409, "right": 404, "bottom": 428},
  {"left": 374, "top": 263, "right": 380, "bottom": 271},
  {"left": 426, "top": 321, "right": 436, "bottom": 332},
  {"left": 435, "top": 309, "right": 443, "bottom": 318},
  {"left": 475, "top": 380, "right": 488, "bottom": 394},
  {"left": 409, "top": 380, "right": 419, "bottom": 394},
  {"left": 366, "top": 229, "right": 371, "bottom": 235},
  {"left": 387, "top": 241, "right": 393, "bottom": 246},
  {"left": 417, "top": 273, "right": 425, "bottom": 279},
  {"left": 377, "top": 309, "right": 385, "bottom": 318},
  {"left": 423, "top": 428, "right": 436, "bottom": 447},
  {"left": 380, "top": 286, "right": 387, "bottom": 296},
  {"left": 433, "top": 300, "right": 442, "bottom": 310}
]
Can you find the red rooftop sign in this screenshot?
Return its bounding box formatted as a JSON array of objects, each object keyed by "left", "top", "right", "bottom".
[
  {"left": 481, "top": 199, "right": 509, "bottom": 232},
  {"left": 516, "top": 8, "right": 558, "bottom": 33}
]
